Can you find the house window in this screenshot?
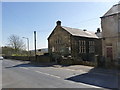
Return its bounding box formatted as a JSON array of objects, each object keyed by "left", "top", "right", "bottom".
[
  {"left": 58, "top": 38, "right": 62, "bottom": 44},
  {"left": 52, "top": 47, "right": 54, "bottom": 52},
  {"left": 55, "top": 38, "right": 62, "bottom": 45},
  {"left": 55, "top": 40, "right": 57, "bottom": 44},
  {"left": 54, "top": 38, "right": 62, "bottom": 52},
  {"left": 79, "top": 40, "right": 86, "bottom": 53},
  {"left": 89, "top": 41, "right": 95, "bottom": 53}
]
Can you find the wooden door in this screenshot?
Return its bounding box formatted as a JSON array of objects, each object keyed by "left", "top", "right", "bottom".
[{"left": 106, "top": 46, "right": 113, "bottom": 61}]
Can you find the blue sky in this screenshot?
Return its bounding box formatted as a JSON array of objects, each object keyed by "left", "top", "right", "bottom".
[{"left": 2, "top": 2, "right": 117, "bottom": 50}]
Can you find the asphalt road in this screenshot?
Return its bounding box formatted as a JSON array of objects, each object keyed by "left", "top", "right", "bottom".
[{"left": 2, "top": 59, "right": 118, "bottom": 89}]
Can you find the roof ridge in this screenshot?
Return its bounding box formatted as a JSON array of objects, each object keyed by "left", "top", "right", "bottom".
[
  {"left": 61, "top": 26, "right": 99, "bottom": 38},
  {"left": 102, "top": 3, "right": 120, "bottom": 17},
  {"left": 113, "top": 3, "right": 120, "bottom": 7},
  {"left": 62, "top": 26, "right": 82, "bottom": 30},
  {"left": 62, "top": 26, "right": 95, "bottom": 33}
]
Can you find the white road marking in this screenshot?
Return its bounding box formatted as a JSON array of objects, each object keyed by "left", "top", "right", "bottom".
[
  {"left": 35, "top": 70, "right": 60, "bottom": 78},
  {"left": 66, "top": 80, "right": 102, "bottom": 88},
  {"left": 35, "top": 70, "right": 103, "bottom": 88},
  {"left": 20, "top": 67, "right": 29, "bottom": 70}
]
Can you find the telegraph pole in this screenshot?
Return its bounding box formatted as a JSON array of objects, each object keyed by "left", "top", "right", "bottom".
[{"left": 34, "top": 31, "right": 37, "bottom": 61}]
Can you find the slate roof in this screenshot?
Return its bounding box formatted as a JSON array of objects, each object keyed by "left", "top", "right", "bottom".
[
  {"left": 62, "top": 26, "right": 99, "bottom": 38},
  {"left": 102, "top": 4, "right": 120, "bottom": 17}
]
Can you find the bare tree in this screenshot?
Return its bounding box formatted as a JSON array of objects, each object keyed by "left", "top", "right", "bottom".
[{"left": 8, "top": 35, "right": 25, "bottom": 53}]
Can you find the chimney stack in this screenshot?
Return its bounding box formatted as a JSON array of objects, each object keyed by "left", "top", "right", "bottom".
[
  {"left": 56, "top": 20, "right": 61, "bottom": 26},
  {"left": 97, "top": 28, "right": 100, "bottom": 33},
  {"left": 83, "top": 29, "right": 87, "bottom": 31}
]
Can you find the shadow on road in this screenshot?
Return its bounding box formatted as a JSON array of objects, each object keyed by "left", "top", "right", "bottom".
[
  {"left": 5, "top": 60, "right": 72, "bottom": 68},
  {"left": 65, "top": 67, "right": 119, "bottom": 89},
  {"left": 5, "top": 62, "right": 57, "bottom": 68},
  {"left": 4, "top": 60, "right": 120, "bottom": 89}
]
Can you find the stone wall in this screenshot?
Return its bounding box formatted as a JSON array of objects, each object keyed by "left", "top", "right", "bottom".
[
  {"left": 4, "top": 55, "right": 51, "bottom": 63},
  {"left": 48, "top": 26, "right": 71, "bottom": 56},
  {"left": 71, "top": 36, "right": 102, "bottom": 61},
  {"left": 101, "top": 14, "right": 119, "bottom": 61}
]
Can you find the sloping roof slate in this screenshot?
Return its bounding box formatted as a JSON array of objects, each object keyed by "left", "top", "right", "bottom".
[
  {"left": 62, "top": 26, "right": 99, "bottom": 38},
  {"left": 102, "top": 4, "right": 120, "bottom": 17}
]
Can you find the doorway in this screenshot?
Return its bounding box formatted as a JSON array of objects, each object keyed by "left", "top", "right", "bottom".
[{"left": 106, "top": 46, "right": 113, "bottom": 61}]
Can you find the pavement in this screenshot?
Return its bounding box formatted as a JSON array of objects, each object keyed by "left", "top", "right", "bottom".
[
  {"left": 52, "top": 64, "right": 120, "bottom": 89},
  {"left": 2, "top": 59, "right": 120, "bottom": 89},
  {"left": 31, "top": 61, "right": 120, "bottom": 75},
  {"left": 52, "top": 64, "right": 120, "bottom": 76}
]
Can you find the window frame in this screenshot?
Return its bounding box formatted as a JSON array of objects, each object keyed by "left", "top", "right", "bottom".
[{"left": 79, "top": 40, "right": 86, "bottom": 53}]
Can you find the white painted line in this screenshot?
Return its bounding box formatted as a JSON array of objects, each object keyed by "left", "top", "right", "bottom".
[
  {"left": 35, "top": 70, "right": 101, "bottom": 88},
  {"left": 49, "top": 74, "right": 61, "bottom": 78},
  {"left": 35, "top": 70, "right": 61, "bottom": 78},
  {"left": 20, "top": 67, "right": 29, "bottom": 70},
  {"left": 66, "top": 80, "right": 102, "bottom": 88},
  {"left": 79, "top": 82, "right": 102, "bottom": 88}
]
